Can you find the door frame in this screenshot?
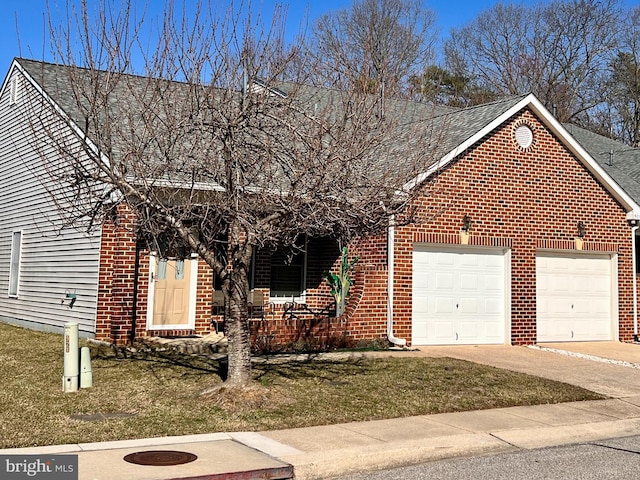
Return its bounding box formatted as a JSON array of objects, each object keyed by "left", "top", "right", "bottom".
[{"left": 146, "top": 252, "right": 199, "bottom": 330}]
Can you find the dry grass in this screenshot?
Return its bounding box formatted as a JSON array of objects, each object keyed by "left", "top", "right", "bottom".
[{"left": 0, "top": 323, "right": 603, "bottom": 448}]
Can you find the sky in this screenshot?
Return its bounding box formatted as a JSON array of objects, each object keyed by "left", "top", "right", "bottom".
[
  {"left": 0, "top": 0, "right": 498, "bottom": 75},
  {"left": 0, "top": 0, "right": 635, "bottom": 77}
]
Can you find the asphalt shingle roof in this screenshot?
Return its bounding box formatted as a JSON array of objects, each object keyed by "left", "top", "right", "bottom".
[
  {"left": 14, "top": 58, "right": 640, "bottom": 210},
  {"left": 428, "top": 94, "right": 529, "bottom": 157},
  {"left": 563, "top": 123, "right": 640, "bottom": 205}
]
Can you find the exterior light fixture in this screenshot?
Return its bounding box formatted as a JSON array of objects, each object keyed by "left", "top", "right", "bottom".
[
  {"left": 462, "top": 215, "right": 471, "bottom": 232},
  {"left": 577, "top": 221, "right": 586, "bottom": 238}
]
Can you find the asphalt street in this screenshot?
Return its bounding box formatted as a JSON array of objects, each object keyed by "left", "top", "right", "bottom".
[{"left": 332, "top": 434, "right": 640, "bottom": 480}]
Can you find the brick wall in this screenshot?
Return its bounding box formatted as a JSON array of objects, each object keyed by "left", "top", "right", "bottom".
[
  {"left": 388, "top": 109, "right": 634, "bottom": 345},
  {"left": 95, "top": 203, "right": 138, "bottom": 344}
]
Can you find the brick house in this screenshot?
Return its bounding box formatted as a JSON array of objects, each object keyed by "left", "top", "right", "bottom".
[{"left": 2, "top": 57, "right": 640, "bottom": 349}]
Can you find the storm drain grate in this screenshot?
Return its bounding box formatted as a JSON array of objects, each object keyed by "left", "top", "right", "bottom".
[{"left": 123, "top": 450, "right": 198, "bottom": 466}]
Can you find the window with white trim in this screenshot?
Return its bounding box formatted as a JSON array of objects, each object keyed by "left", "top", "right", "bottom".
[{"left": 9, "top": 231, "right": 22, "bottom": 297}]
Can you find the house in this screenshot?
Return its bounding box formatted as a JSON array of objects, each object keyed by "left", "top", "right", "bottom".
[{"left": 1, "top": 57, "right": 640, "bottom": 348}]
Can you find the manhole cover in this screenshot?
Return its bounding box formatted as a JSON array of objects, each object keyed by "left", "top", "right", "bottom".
[{"left": 123, "top": 450, "right": 198, "bottom": 466}]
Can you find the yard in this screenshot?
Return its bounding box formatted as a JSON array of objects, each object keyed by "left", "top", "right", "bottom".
[{"left": 0, "top": 323, "right": 603, "bottom": 448}]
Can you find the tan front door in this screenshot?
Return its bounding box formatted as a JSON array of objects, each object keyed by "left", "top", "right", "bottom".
[{"left": 148, "top": 255, "right": 196, "bottom": 329}]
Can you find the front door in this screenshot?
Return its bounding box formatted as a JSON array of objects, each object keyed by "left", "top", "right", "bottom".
[{"left": 147, "top": 254, "right": 197, "bottom": 330}]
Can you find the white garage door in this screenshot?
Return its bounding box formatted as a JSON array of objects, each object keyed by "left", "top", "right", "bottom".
[
  {"left": 536, "top": 253, "right": 613, "bottom": 342},
  {"left": 412, "top": 246, "right": 507, "bottom": 345}
]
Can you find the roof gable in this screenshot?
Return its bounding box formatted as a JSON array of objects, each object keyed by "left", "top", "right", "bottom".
[{"left": 405, "top": 93, "right": 640, "bottom": 219}]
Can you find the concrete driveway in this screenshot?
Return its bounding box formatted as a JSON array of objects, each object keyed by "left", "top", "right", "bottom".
[{"left": 410, "top": 342, "right": 640, "bottom": 398}]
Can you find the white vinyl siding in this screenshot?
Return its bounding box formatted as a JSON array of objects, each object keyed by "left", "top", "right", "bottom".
[
  {"left": 8, "top": 231, "right": 22, "bottom": 297},
  {"left": 0, "top": 65, "right": 102, "bottom": 335}
]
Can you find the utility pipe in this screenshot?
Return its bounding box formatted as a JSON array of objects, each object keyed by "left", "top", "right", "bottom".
[
  {"left": 130, "top": 238, "right": 141, "bottom": 344},
  {"left": 387, "top": 217, "right": 407, "bottom": 347},
  {"left": 63, "top": 323, "right": 79, "bottom": 392},
  {"left": 633, "top": 226, "right": 639, "bottom": 341}
]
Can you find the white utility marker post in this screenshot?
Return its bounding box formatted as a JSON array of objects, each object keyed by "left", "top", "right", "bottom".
[
  {"left": 63, "top": 322, "right": 79, "bottom": 392},
  {"left": 80, "top": 346, "right": 93, "bottom": 388}
]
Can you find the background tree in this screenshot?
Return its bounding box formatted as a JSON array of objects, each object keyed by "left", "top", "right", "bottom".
[
  {"left": 408, "top": 65, "right": 498, "bottom": 107},
  {"left": 29, "top": 0, "right": 441, "bottom": 387},
  {"left": 605, "top": 7, "right": 640, "bottom": 146},
  {"left": 444, "top": 0, "right": 621, "bottom": 123},
  {"left": 310, "top": 0, "right": 437, "bottom": 96}
]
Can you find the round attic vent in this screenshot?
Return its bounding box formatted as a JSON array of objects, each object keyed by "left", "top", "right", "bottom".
[{"left": 515, "top": 124, "right": 534, "bottom": 149}]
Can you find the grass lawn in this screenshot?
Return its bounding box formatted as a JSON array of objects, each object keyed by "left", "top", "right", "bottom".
[{"left": 0, "top": 322, "right": 604, "bottom": 448}]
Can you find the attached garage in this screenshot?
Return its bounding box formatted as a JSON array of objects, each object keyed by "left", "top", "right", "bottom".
[
  {"left": 536, "top": 252, "right": 615, "bottom": 342},
  {"left": 412, "top": 246, "right": 509, "bottom": 345}
]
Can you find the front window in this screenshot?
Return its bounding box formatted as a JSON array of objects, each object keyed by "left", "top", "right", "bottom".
[{"left": 270, "top": 238, "right": 306, "bottom": 300}]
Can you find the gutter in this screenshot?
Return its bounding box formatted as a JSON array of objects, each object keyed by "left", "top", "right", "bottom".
[{"left": 387, "top": 217, "right": 407, "bottom": 347}]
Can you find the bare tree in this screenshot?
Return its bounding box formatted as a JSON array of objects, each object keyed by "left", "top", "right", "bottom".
[
  {"left": 445, "top": 0, "right": 621, "bottom": 123},
  {"left": 310, "top": 0, "right": 437, "bottom": 96},
  {"left": 605, "top": 7, "right": 640, "bottom": 146},
  {"left": 24, "top": 0, "right": 440, "bottom": 387}
]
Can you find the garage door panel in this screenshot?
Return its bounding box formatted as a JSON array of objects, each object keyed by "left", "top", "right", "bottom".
[
  {"left": 435, "top": 297, "right": 454, "bottom": 313},
  {"left": 485, "top": 297, "right": 502, "bottom": 314},
  {"left": 459, "top": 273, "right": 478, "bottom": 290},
  {"left": 436, "top": 253, "right": 455, "bottom": 266},
  {"left": 536, "top": 253, "right": 612, "bottom": 342},
  {"left": 484, "top": 275, "right": 504, "bottom": 290},
  {"left": 458, "top": 321, "right": 479, "bottom": 341},
  {"left": 434, "top": 321, "right": 455, "bottom": 341},
  {"left": 460, "top": 297, "right": 478, "bottom": 313},
  {"left": 436, "top": 272, "right": 455, "bottom": 290},
  {"left": 412, "top": 247, "right": 506, "bottom": 345},
  {"left": 484, "top": 323, "right": 504, "bottom": 341}
]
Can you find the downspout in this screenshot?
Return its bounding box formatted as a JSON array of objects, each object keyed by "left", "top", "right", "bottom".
[
  {"left": 632, "top": 226, "right": 639, "bottom": 342},
  {"left": 130, "top": 238, "right": 141, "bottom": 344},
  {"left": 387, "top": 216, "right": 407, "bottom": 347}
]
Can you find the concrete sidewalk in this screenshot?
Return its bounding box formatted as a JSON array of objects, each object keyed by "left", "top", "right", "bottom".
[{"left": 4, "top": 342, "right": 640, "bottom": 480}]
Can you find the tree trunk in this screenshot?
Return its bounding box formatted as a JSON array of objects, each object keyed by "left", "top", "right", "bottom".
[
  {"left": 222, "top": 242, "right": 253, "bottom": 386},
  {"left": 225, "top": 295, "right": 251, "bottom": 385}
]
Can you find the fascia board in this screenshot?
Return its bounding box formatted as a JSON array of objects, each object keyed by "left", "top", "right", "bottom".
[
  {"left": 405, "top": 93, "right": 640, "bottom": 218},
  {"left": 0, "top": 60, "right": 18, "bottom": 99}
]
